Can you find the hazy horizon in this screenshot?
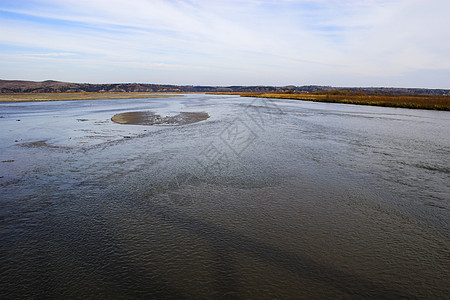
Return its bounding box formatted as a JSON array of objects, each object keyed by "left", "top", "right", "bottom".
[{"left": 1, "top": 0, "right": 449, "bottom": 89}]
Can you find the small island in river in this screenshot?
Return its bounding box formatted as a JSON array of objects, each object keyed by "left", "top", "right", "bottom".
[{"left": 111, "top": 111, "right": 210, "bottom": 126}]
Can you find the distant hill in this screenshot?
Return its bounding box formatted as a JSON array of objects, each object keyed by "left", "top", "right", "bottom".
[{"left": 1, "top": 79, "right": 449, "bottom": 96}]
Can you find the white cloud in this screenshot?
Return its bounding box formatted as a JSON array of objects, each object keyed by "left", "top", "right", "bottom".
[{"left": 0, "top": 0, "right": 449, "bottom": 87}]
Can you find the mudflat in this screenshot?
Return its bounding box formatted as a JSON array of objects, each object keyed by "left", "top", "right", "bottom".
[{"left": 111, "top": 111, "right": 209, "bottom": 126}]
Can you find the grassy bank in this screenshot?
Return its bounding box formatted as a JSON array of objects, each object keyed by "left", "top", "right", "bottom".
[
  {"left": 210, "top": 92, "right": 450, "bottom": 111},
  {"left": 0, "top": 92, "right": 183, "bottom": 102}
]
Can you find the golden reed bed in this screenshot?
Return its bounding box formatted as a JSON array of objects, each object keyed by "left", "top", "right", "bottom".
[{"left": 208, "top": 92, "right": 450, "bottom": 111}]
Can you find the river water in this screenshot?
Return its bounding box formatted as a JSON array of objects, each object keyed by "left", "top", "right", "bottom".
[{"left": 1, "top": 94, "right": 449, "bottom": 298}]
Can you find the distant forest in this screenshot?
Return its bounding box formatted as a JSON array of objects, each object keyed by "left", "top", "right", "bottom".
[{"left": 1, "top": 80, "right": 449, "bottom": 96}]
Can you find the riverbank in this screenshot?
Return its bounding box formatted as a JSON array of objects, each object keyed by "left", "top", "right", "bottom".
[
  {"left": 208, "top": 92, "right": 450, "bottom": 111},
  {"left": 0, "top": 92, "right": 183, "bottom": 102}
]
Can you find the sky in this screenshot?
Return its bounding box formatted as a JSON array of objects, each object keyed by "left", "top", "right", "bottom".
[{"left": 0, "top": 0, "right": 449, "bottom": 88}]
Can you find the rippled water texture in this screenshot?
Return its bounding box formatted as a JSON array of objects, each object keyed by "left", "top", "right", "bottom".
[{"left": 1, "top": 94, "right": 449, "bottom": 298}]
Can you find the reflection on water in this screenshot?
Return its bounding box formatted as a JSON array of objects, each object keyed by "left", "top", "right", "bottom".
[{"left": 0, "top": 94, "right": 449, "bottom": 298}]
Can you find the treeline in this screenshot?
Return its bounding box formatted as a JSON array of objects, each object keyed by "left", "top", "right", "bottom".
[{"left": 0, "top": 80, "right": 448, "bottom": 96}]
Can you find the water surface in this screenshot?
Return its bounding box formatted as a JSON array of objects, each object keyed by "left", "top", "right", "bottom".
[{"left": 1, "top": 94, "right": 449, "bottom": 298}]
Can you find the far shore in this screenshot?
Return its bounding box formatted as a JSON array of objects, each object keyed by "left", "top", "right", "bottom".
[
  {"left": 0, "top": 92, "right": 184, "bottom": 102},
  {"left": 207, "top": 92, "right": 450, "bottom": 111},
  {"left": 2, "top": 91, "right": 449, "bottom": 111}
]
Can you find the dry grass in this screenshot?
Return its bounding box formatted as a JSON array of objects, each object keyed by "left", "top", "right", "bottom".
[
  {"left": 3, "top": 91, "right": 449, "bottom": 110},
  {"left": 0, "top": 92, "right": 183, "bottom": 102},
  {"left": 236, "top": 92, "right": 450, "bottom": 111}
]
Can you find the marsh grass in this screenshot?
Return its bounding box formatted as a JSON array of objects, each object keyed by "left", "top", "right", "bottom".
[
  {"left": 0, "top": 92, "right": 183, "bottom": 102},
  {"left": 234, "top": 92, "right": 450, "bottom": 111}
]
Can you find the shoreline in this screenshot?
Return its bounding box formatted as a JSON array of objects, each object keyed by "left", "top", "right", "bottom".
[
  {"left": 2, "top": 91, "right": 449, "bottom": 110},
  {"left": 239, "top": 93, "right": 450, "bottom": 111},
  {"left": 205, "top": 92, "right": 450, "bottom": 111},
  {"left": 0, "top": 92, "right": 184, "bottom": 102}
]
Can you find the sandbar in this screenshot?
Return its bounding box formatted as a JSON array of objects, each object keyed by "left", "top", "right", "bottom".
[{"left": 111, "top": 111, "right": 209, "bottom": 126}]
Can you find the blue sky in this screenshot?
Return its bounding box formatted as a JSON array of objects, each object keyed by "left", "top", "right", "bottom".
[{"left": 0, "top": 0, "right": 449, "bottom": 88}]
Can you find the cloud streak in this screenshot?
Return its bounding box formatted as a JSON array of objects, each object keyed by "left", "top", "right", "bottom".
[{"left": 0, "top": 0, "right": 449, "bottom": 87}]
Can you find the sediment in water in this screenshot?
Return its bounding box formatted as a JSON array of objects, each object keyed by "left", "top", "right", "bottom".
[{"left": 111, "top": 111, "right": 209, "bottom": 126}]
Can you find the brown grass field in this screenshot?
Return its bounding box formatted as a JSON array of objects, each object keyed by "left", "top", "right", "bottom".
[
  {"left": 208, "top": 92, "right": 450, "bottom": 111},
  {"left": 0, "top": 92, "right": 182, "bottom": 102},
  {"left": 1, "top": 91, "right": 449, "bottom": 110}
]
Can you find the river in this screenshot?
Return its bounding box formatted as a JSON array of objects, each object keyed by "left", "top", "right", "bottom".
[{"left": 1, "top": 94, "right": 449, "bottom": 298}]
